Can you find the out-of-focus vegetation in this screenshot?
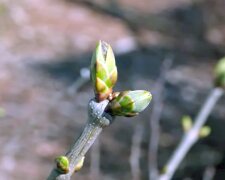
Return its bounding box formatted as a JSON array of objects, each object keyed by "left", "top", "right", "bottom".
[{"left": 0, "top": 0, "right": 225, "bottom": 180}]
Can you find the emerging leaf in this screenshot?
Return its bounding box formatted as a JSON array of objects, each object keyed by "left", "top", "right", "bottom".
[
  {"left": 108, "top": 90, "right": 152, "bottom": 117},
  {"left": 90, "top": 40, "right": 118, "bottom": 101}
]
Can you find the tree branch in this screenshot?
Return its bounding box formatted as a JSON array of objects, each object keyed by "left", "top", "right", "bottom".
[
  {"left": 47, "top": 99, "right": 113, "bottom": 180},
  {"left": 203, "top": 166, "right": 215, "bottom": 180},
  {"left": 89, "top": 138, "right": 101, "bottom": 179},
  {"left": 159, "top": 87, "right": 224, "bottom": 180},
  {"left": 148, "top": 58, "right": 172, "bottom": 180},
  {"left": 130, "top": 124, "right": 144, "bottom": 180}
]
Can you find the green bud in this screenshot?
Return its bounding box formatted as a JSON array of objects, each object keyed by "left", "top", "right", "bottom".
[
  {"left": 199, "top": 126, "right": 211, "bottom": 138},
  {"left": 214, "top": 57, "right": 225, "bottom": 88},
  {"left": 108, "top": 90, "right": 152, "bottom": 117},
  {"left": 91, "top": 40, "right": 118, "bottom": 102},
  {"left": 181, "top": 115, "right": 192, "bottom": 132},
  {"left": 161, "top": 166, "right": 167, "bottom": 174},
  {"left": 55, "top": 156, "right": 69, "bottom": 174}
]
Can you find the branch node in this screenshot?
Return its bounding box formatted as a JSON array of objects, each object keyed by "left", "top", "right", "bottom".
[{"left": 88, "top": 99, "right": 114, "bottom": 127}]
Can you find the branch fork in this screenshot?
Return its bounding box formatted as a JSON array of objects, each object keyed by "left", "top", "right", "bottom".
[
  {"left": 47, "top": 99, "right": 113, "bottom": 180},
  {"left": 47, "top": 40, "right": 152, "bottom": 180}
]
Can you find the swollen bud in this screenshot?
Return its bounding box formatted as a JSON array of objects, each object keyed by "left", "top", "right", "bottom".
[
  {"left": 214, "top": 57, "right": 225, "bottom": 88},
  {"left": 74, "top": 156, "right": 85, "bottom": 172},
  {"left": 181, "top": 115, "right": 192, "bottom": 132},
  {"left": 90, "top": 40, "right": 118, "bottom": 102},
  {"left": 199, "top": 126, "right": 211, "bottom": 138},
  {"left": 55, "top": 156, "right": 69, "bottom": 174},
  {"left": 108, "top": 90, "right": 152, "bottom": 117}
]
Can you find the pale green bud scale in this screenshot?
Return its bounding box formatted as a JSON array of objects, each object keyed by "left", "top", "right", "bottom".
[
  {"left": 90, "top": 40, "right": 118, "bottom": 101},
  {"left": 109, "top": 90, "right": 152, "bottom": 117}
]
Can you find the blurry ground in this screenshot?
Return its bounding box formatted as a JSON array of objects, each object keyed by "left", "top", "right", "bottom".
[{"left": 0, "top": 0, "right": 225, "bottom": 179}]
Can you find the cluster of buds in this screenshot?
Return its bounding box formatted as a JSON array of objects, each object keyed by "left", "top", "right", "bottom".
[
  {"left": 90, "top": 40, "right": 152, "bottom": 117},
  {"left": 181, "top": 115, "right": 211, "bottom": 138},
  {"left": 55, "top": 156, "right": 85, "bottom": 174}
]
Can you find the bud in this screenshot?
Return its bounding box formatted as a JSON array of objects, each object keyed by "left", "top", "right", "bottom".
[
  {"left": 0, "top": 107, "right": 5, "bottom": 118},
  {"left": 199, "top": 126, "right": 211, "bottom": 138},
  {"left": 108, "top": 90, "right": 152, "bottom": 117},
  {"left": 181, "top": 115, "right": 192, "bottom": 132},
  {"left": 55, "top": 156, "right": 69, "bottom": 174},
  {"left": 91, "top": 40, "right": 118, "bottom": 101},
  {"left": 74, "top": 156, "right": 85, "bottom": 172},
  {"left": 214, "top": 57, "right": 225, "bottom": 88}
]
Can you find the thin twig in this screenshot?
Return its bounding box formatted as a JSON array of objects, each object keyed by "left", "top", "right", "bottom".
[
  {"left": 47, "top": 99, "right": 113, "bottom": 180},
  {"left": 159, "top": 88, "right": 224, "bottom": 180},
  {"left": 203, "top": 166, "right": 215, "bottom": 180},
  {"left": 148, "top": 58, "right": 173, "bottom": 180},
  {"left": 130, "top": 124, "right": 144, "bottom": 180},
  {"left": 67, "top": 68, "right": 90, "bottom": 96},
  {"left": 89, "top": 138, "right": 101, "bottom": 180}
]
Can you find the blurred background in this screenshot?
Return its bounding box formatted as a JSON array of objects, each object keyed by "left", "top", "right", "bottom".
[{"left": 0, "top": 0, "right": 225, "bottom": 179}]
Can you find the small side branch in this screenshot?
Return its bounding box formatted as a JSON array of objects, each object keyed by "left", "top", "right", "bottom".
[
  {"left": 47, "top": 99, "right": 113, "bottom": 180},
  {"left": 203, "top": 166, "right": 215, "bottom": 180},
  {"left": 149, "top": 58, "right": 172, "bottom": 180},
  {"left": 67, "top": 68, "right": 90, "bottom": 96},
  {"left": 130, "top": 124, "right": 144, "bottom": 180},
  {"left": 159, "top": 88, "right": 224, "bottom": 180}
]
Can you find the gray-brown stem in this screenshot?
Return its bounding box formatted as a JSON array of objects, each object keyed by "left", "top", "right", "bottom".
[{"left": 47, "top": 99, "right": 113, "bottom": 180}]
